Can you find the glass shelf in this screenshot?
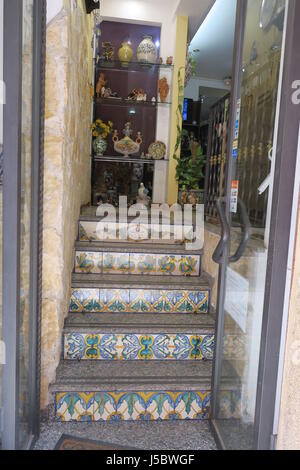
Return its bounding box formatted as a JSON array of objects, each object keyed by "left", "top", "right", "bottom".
[
  {"left": 95, "top": 58, "right": 174, "bottom": 73},
  {"left": 92, "top": 155, "right": 169, "bottom": 164},
  {"left": 96, "top": 97, "right": 172, "bottom": 108}
]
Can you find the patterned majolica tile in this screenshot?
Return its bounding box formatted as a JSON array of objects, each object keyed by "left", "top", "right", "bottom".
[
  {"left": 103, "top": 253, "right": 130, "bottom": 274},
  {"left": 75, "top": 252, "right": 102, "bottom": 274},
  {"left": 56, "top": 392, "right": 95, "bottom": 422},
  {"left": 70, "top": 289, "right": 102, "bottom": 313},
  {"left": 100, "top": 289, "right": 130, "bottom": 313},
  {"left": 69, "top": 288, "right": 209, "bottom": 314},
  {"left": 157, "top": 255, "right": 177, "bottom": 275},
  {"left": 130, "top": 254, "right": 157, "bottom": 275},
  {"left": 63, "top": 333, "right": 215, "bottom": 361},
  {"left": 178, "top": 255, "right": 200, "bottom": 276},
  {"left": 74, "top": 251, "right": 201, "bottom": 276},
  {"left": 56, "top": 391, "right": 211, "bottom": 422}
]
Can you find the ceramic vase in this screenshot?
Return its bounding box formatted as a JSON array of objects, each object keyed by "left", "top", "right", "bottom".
[
  {"left": 137, "top": 35, "right": 157, "bottom": 64},
  {"left": 93, "top": 136, "right": 107, "bottom": 156},
  {"left": 118, "top": 42, "right": 134, "bottom": 66}
]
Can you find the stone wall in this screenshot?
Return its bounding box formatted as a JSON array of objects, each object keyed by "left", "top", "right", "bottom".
[
  {"left": 41, "top": 0, "right": 93, "bottom": 408},
  {"left": 277, "top": 197, "right": 300, "bottom": 449}
]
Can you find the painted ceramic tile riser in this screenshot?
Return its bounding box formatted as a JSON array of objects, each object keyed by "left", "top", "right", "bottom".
[
  {"left": 75, "top": 250, "right": 201, "bottom": 276},
  {"left": 56, "top": 390, "right": 211, "bottom": 422},
  {"left": 63, "top": 332, "right": 215, "bottom": 361},
  {"left": 69, "top": 288, "right": 210, "bottom": 314}
]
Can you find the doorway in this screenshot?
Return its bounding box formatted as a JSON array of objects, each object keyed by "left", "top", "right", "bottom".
[{"left": 208, "top": 0, "right": 300, "bottom": 450}]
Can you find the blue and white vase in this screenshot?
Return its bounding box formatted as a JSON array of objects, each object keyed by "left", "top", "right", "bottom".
[
  {"left": 93, "top": 136, "right": 107, "bottom": 156},
  {"left": 137, "top": 35, "right": 157, "bottom": 64}
]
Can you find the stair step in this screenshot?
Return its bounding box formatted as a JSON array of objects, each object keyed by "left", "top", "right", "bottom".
[
  {"left": 51, "top": 360, "right": 212, "bottom": 391},
  {"left": 74, "top": 245, "right": 202, "bottom": 277},
  {"left": 51, "top": 362, "right": 214, "bottom": 421},
  {"left": 75, "top": 240, "right": 203, "bottom": 255},
  {"left": 79, "top": 220, "right": 196, "bottom": 245},
  {"left": 71, "top": 272, "right": 212, "bottom": 289},
  {"left": 65, "top": 312, "right": 216, "bottom": 331},
  {"left": 80, "top": 206, "right": 199, "bottom": 222}
]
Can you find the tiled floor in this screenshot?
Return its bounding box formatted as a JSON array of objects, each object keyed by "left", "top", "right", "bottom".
[{"left": 33, "top": 407, "right": 217, "bottom": 450}]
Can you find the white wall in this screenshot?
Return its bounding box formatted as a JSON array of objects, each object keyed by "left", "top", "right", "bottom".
[
  {"left": 184, "top": 78, "right": 201, "bottom": 101},
  {"left": 47, "top": 0, "right": 63, "bottom": 23},
  {"left": 101, "top": 0, "right": 178, "bottom": 203},
  {"left": 101, "top": 0, "right": 177, "bottom": 59},
  {"left": 184, "top": 77, "right": 230, "bottom": 101}
]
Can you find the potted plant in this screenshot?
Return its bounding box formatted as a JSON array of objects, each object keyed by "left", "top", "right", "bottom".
[
  {"left": 91, "top": 118, "right": 113, "bottom": 156},
  {"left": 175, "top": 140, "right": 206, "bottom": 206}
]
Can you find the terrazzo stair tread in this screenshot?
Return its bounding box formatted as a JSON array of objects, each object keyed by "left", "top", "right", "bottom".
[
  {"left": 75, "top": 240, "right": 203, "bottom": 255},
  {"left": 64, "top": 312, "right": 216, "bottom": 333},
  {"left": 80, "top": 207, "right": 198, "bottom": 225},
  {"left": 71, "top": 271, "right": 213, "bottom": 290},
  {"left": 50, "top": 360, "right": 213, "bottom": 392}
]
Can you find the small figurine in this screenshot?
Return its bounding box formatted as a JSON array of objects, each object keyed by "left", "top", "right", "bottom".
[
  {"left": 166, "top": 56, "right": 173, "bottom": 65},
  {"left": 101, "top": 42, "right": 115, "bottom": 62},
  {"left": 158, "top": 77, "right": 170, "bottom": 103},
  {"left": 127, "top": 88, "right": 147, "bottom": 101},
  {"left": 96, "top": 73, "right": 120, "bottom": 99},
  {"left": 103, "top": 87, "right": 119, "bottom": 99},
  {"left": 136, "top": 89, "right": 147, "bottom": 101},
  {"left": 127, "top": 88, "right": 138, "bottom": 100},
  {"left": 159, "top": 57, "right": 163, "bottom": 64},
  {"left": 96, "top": 72, "right": 107, "bottom": 98},
  {"left": 137, "top": 183, "right": 151, "bottom": 208}
]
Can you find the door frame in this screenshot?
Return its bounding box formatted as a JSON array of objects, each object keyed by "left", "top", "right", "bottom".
[
  {"left": 2, "top": 0, "right": 46, "bottom": 450},
  {"left": 210, "top": 0, "right": 300, "bottom": 450}
]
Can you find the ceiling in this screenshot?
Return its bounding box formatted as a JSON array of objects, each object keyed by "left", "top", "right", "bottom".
[
  {"left": 175, "top": 0, "right": 215, "bottom": 40},
  {"left": 190, "top": 0, "right": 237, "bottom": 80}
]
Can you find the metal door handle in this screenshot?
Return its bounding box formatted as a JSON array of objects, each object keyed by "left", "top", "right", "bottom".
[
  {"left": 229, "top": 199, "right": 250, "bottom": 263},
  {"left": 212, "top": 198, "right": 230, "bottom": 265}
]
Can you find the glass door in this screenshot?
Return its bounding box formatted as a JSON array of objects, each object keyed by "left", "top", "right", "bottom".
[
  {"left": 2, "top": 0, "right": 46, "bottom": 449},
  {"left": 211, "top": 0, "right": 287, "bottom": 450}
]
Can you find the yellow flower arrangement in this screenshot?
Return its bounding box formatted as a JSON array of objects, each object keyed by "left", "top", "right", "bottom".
[{"left": 91, "top": 118, "right": 113, "bottom": 139}]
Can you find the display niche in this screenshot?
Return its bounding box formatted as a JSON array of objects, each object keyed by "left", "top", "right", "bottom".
[{"left": 92, "top": 20, "right": 172, "bottom": 206}]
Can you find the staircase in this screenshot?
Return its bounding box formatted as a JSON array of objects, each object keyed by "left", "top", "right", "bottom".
[{"left": 51, "top": 208, "right": 215, "bottom": 422}]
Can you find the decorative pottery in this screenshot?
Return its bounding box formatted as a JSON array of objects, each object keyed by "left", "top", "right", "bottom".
[
  {"left": 158, "top": 77, "right": 170, "bottom": 103},
  {"left": 101, "top": 41, "right": 115, "bottom": 62},
  {"left": 113, "top": 122, "right": 142, "bottom": 157},
  {"left": 93, "top": 136, "right": 107, "bottom": 156},
  {"left": 137, "top": 35, "right": 157, "bottom": 64},
  {"left": 178, "top": 190, "right": 204, "bottom": 207},
  {"left": 118, "top": 42, "right": 134, "bottom": 66},
  {"left": 148, "top": 141, "right": 166, "bottom": 160}
]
